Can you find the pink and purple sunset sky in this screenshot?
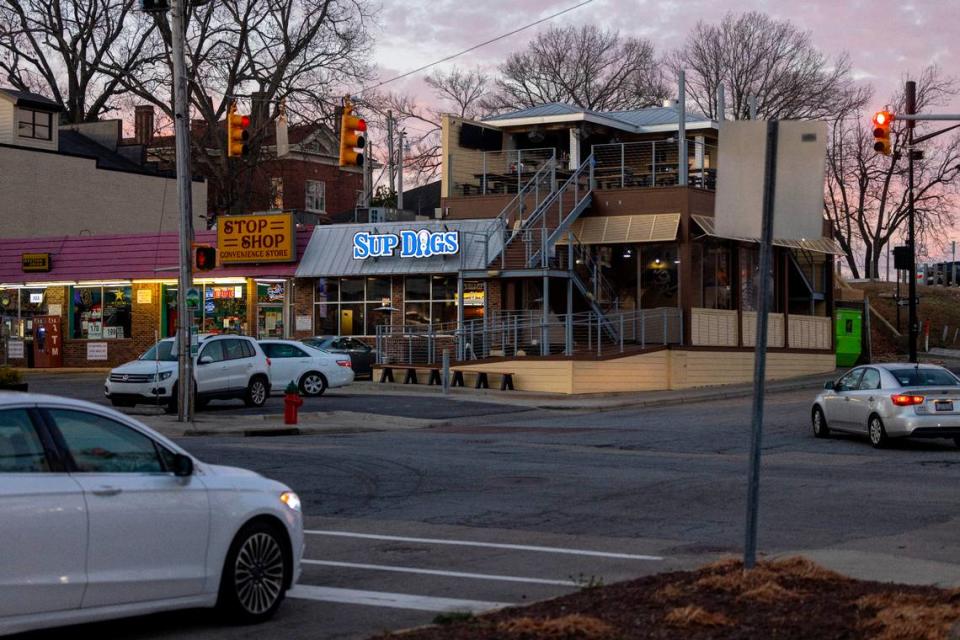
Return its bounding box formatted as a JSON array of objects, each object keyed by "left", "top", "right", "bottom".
[{"left": 366, "top": 0, "right": 957, "bottom": 113}]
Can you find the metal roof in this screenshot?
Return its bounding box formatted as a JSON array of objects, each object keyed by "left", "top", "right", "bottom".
[
  {"left": 296, "top": 219, "right": 503, "bottom": 277},
  {"left": 484, "top": 102, "right": 714, "bottom": 132},
  {"left": 691, "top": 215, "right": 844, "bottom": 255},
  {"left": 606, "top": 106, "right": 711, "bottom": 128},
  {"left": 485, "top": 103, "right": 587, "bottom": 121}
]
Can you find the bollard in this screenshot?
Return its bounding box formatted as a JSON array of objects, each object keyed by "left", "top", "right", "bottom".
[{"left": 442, "top": 349, "right": 450, "bottom": 395}]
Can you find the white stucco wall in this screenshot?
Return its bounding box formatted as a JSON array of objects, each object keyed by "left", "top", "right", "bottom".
[{"left": 0, "top": 145, "right": 206, "bottom": 237}]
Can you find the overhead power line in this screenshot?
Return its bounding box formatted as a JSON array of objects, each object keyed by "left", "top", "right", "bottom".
[{"left": 354, "top": 0, "right": 596, "bottom": 96}]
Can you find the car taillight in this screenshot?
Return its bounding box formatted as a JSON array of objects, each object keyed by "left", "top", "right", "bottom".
[
  {"left": 336, "top": 360, "right": 351, "bottom": 368},
  {"left": 266, "top": 357, "right": 271, "bottom": 367},
  {"left": 891, "top": 394, "right": 925, "bottom": 406}
]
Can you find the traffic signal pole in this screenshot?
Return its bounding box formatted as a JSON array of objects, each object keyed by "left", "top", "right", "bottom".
[
  {"left": 906, "top": 81, "right": 918, "bottom": 364},
  {"left": 170, "top": 0, "right": 195, "bottom": 421}
]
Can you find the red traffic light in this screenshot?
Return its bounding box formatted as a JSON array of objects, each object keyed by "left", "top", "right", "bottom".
[
  {"left": 873, "top": 111, "right": 891, "bottom": 126},
  {"left": 240, "top": 115, "right": 250, "bottom": 128},
  {"left": 356, "top": 118, "right": 367, "bottom": 132},
  {"left": 872, "top": 110, "right": 893, "bottom": 156},
  {"left": 195, "top": 246, "right": 216, "bottom": 271}
]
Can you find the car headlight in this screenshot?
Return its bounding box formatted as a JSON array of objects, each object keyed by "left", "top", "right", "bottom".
[
  {"left": 158, "top": 371, "right": 173, "bottom": 381},
  {"left": 280, "top": 491, "right": 301, "bottom": 512}
]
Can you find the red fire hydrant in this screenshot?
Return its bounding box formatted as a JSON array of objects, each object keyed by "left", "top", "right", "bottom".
[{"left": 283, "top": 381, "right": 303, "bottom": 425}]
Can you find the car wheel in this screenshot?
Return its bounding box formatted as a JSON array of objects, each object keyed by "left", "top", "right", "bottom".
[
  {"left": 244, "top": 377, "right": 269, "bottom": 408},
  {"left": 164, "top": 384, "right": 179, "bottom": 414},
  {"left": 217, "top": 521, "right": 290, "bottom": 624},
  {"left": 812, "top": 406, "right": 830, "bottom": 438},
  {"left": 110, "top": 398, "right": 135, "bottom": 408},
  {"left": 868, "top": 415, "right": 889, "bottom": 449},
  {"left": 299, "top": 371, "right": 327, "bottom": 397}
]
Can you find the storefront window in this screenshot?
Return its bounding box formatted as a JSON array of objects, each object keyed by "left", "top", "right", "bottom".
[
  {"left": 701, "top": 241, "right": 733, "bottom": 310},
  {"left": 71, "top": 286, "right": 132, "bottom": 339},
  {"left": 256, "top": 281, "right": 285, "bottom": 338},
  {"left": 313, "top": 277, "right": 392, "bottom": 336},
  {"left": 404, "top": 275, "right": 460, "bottom": 327},
  {"left": 0, "top": 287, "right": 49, "bottom": 340},
  {"left": 640, "top": 246, "right": 679, "bottom": 309},
  {"left": 740, "top": 246, "right": 760, "bottom": 312},
  {"left": 204, "top": 285, "right": 247, "bottom": 334}
]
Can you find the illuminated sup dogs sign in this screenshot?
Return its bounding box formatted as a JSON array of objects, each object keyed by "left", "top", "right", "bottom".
[{"left": 353, "top": 230, "right": 460, "bottom": 260}]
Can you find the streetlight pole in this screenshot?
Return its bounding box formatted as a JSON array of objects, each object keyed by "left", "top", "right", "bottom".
[
  {"left": 170, "top": 0, "right": 195, "bottom": 420},
  {"left": 906, "top": 81, "right": 918, "bottom": 364}
]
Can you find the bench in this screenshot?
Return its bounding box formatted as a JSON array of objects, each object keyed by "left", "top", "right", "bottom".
[
  {"left": 374, "top": 365, "right": 443, "bottom": 386},
  {"left": 451, "top": 369, "right": 515, "bottom": 391}
]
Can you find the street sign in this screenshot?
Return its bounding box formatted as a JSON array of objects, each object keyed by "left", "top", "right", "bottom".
[{"left": 185, "top": 287, "right": 200, "bottom": 309}]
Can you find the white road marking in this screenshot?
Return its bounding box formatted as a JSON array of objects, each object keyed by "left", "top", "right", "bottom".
[
  {"left": 288, "top": 585, "right": 511, "bottom": 613},
  {"left": 302, "top": 559, "right": 577, "bottom": 586},
  {"left": 304, "top": 529, "right": 663, "bottom": 561}
]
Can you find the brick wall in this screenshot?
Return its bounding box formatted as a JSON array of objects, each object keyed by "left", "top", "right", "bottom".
[{"left": 291, "top": 278, "right": 315, "bottom": 339}]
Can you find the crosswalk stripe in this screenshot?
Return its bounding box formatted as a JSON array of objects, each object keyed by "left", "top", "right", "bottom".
[
  {"left": 304, "top": 529, "right": 663, "bottom": 561},
  {"left": 302, "top": 559, "right": 577, "bottom": 586},
  {"left": 287, "top": 585, "right": 512, "bottom": 613}
]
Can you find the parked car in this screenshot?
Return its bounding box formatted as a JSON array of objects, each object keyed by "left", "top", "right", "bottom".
[
  {"left": 259, "top": 339, "right": 354, "bottom": 396},
  {"left": 301, "top": 336, "right": 376, "bottom": 378},
  {"left": 811, "top": 363, "right": 960, "bottom": 448},
  {"left": 104, "top": 335, "right": 271, "bottom": 412},
  {"left": 0, "top": 392, "right": 303, "bottom": 635}
]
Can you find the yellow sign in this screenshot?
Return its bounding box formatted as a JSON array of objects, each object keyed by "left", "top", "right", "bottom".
[
  {"left": 218, "top": 213, "right": 296, "bottom": 264},
  {"left": 22, "top": 253, "right": 51, "bottom": 272}
]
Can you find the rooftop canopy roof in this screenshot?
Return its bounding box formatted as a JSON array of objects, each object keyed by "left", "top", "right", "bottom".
[{"left": 482, "top": 102, "right": 715, "bottom": 134}]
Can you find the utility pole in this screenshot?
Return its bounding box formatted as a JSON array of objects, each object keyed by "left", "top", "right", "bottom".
[
  {"left": 397, "top": 128, "right": 405, "bottom": 210},
  {"left": 386, "top": 110, "right": 396, "bottom": 197},
  {"left": 906, "top": 80, "right": 918, "bottom": 364},
  {"left": 170, "top": 0, "right": 195, "bottom": 421}
]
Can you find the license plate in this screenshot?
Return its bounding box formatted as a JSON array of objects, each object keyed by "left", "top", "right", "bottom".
[{"left": 935, "top": 400, "right": 954, "bottom": 412}]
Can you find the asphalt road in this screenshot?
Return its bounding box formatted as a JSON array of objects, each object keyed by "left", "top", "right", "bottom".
[{"left": 13, "top": 383, "right": 960, "bottom": 640}]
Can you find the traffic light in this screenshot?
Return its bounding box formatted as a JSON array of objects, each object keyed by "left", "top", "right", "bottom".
[
  {"left": 339, "top": 99, "right": 366, "bottom": 167},
  {"left": 872, "top": 110, "right": 894, "bottom": 156},
  {"left": 195, "top": 246, "right": 216, "bottom": 271},
  {"left": 227, "top": 101, "right": 250, "bottom": 158}
]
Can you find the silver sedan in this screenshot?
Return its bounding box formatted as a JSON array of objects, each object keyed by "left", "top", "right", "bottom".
[{"left": 811, "top": 363, "right": 960, "bottom": 448}]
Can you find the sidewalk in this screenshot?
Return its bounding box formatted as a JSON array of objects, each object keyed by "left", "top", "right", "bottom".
[{"left": 136, "top": 370, "right": 838, "bottom": 438}]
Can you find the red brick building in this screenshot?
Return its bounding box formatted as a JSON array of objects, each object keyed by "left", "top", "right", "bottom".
[{"left": 130, "top": 105, "right": 364, "bottom": 225}]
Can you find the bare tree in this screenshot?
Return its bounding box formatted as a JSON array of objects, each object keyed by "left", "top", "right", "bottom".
[
  {"left": 0, "top": 0, "right": 159, "bottom": 123},
  {"left": 671, "top": 11, "right": 860, "bottom": 121},
  {"left": 366, "top": 66, "right": 489, "bottom": 185},
  {"left": 106, "top": 0, "right": 373, "bottom": 216},
  {"left": 484, "top": 24, "right": 667, "bottom": 113},
  {"left": 825, "top": 67, "right": 960, "bottom": 279}
]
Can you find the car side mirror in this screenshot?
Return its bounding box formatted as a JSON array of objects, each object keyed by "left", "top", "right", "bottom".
[
  {"left": 824, "top": 380, "right": 836, "bottom": 391},
  {"left": 171, "top": 453, "right": 193, "bottom": 477},
  {"left": 198, "top": 355, "right": 212, "bottom": 365}
]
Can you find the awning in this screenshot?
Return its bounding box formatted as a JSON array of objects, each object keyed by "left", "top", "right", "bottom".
[
  {"left": 558, "top": 213, "right": 680, "bottom": 245},
  {"left": 691, "top": 215, "right": 844, "bottom": 255}
]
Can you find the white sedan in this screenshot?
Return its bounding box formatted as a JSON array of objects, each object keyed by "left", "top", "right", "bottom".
[
  {"left": 0, "top": 393, "right": 303, "bottom": 635},
  {"left": 259, "top": 339, "right": 354, "bottom": 396}
]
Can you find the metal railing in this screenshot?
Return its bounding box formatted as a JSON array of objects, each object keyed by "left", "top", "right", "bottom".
[
  {"left": 374, "top": 307, "right": 682, "bottom": 365},
  {"left": 591, "top": 140, "right": 718, "bottom": 190},
  {"left": 449, "top": 148, "right": 557, "bottom": 198}
]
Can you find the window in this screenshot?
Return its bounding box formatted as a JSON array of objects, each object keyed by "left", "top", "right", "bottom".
[
  {"left": 0, "top": 409, "right": 49, "bottom": 473},
  {"left": 271, "top": 177, "right": 284, "bottom": 209},
  {"left": 50, "top": 409, "right": 163, "bottom": 473},
  {"left": 222, "top": 338, "right": 247, "bottom": 360},
  {"left": 199, "top": 340, "right": 225, "bottom": 363},
  {"left": 17, "top": 108, "right": 53, "bottom": 141},
  {"left": 859, "top": 369, "right": 882, "bottom": 390},
  {"left": 263, "top": 343, "right": 307, "bottom": 358},
  {"left": 0, "top": 287, "right": 48, "bottom": 340},
  {"left": 71, "top": 286, "right": 132, "bottom": 339},
  {"left": 305, "top": 180, "right": 326, "bottom": 213},
  {"left": 836, "top": 369, "right": 864, "bottom": 392},
  {"left": 890, "top": 368, "right": 960, "bottom": 387},
  {"left": 313, "top": 277, "right": 392, "bottom": 336},
  {"left": 404, "top": 275, "right": 459, "bottom": 327}
]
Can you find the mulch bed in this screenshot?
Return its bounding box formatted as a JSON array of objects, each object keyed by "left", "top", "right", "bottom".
[{"left": 371, "top": 557, "right": 960, "bottom": 640}]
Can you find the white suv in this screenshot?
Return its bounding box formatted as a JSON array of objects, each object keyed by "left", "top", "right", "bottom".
[{"left": 105, "top": 335, "right": 271, "bottom": 411}]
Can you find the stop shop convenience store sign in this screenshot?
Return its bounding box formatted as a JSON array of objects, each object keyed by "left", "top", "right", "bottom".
[{"left": 217, "top": 213, "right": 296, "bottom": 264}]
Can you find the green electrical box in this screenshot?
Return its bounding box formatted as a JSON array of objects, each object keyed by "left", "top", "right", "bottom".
[{"left": 835, "top": 309, "right": 863, "bottom": 367}]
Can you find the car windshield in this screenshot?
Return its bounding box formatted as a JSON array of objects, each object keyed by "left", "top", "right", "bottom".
[
  {"left": 140, "top": 341, "right": 177, "bottom": 362},
  {"left": 890, "top": 368, "right": 960, "bottom": 387}
]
